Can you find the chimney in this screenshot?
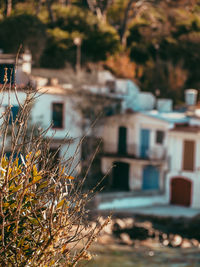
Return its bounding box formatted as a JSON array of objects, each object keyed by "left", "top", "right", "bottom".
[
  {"left": 22, "top": 49, "right": 32, "bottom": 75},
  {"left": 185, "top": 89, "right": 198, "bottom": 116},
  {"left": 49, "top": 77, "right": 59, "bottom": 86},
  {"left": 185, "top": 89, "right": 198, "bottom": 106},
  {"left": 157, "top": 99, "right": 173, "bottom": 113}
]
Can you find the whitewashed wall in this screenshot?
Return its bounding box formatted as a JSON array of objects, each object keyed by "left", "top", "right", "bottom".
[
  {"left": 103, "top": 113, "right": 169, "bottom": 157},
  {"left": 0, "top": 90, "right": 83, "bottom": 173},
  {"left": 166, "top": 131, "right": 200, "bottom": 208},
  {"left": 101, "top": 112, "right": 170, "bottom": 192}
]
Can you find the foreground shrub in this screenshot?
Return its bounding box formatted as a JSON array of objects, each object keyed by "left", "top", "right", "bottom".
[{"left": 0, "top": 86, "right": 109, "bottom": 266}]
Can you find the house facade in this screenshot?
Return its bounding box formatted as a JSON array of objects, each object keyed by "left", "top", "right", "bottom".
[
  {"left": 101, "top": 109, "right": 189, "bottom": 194},
  {"left": 1, "top": 52, "right": 200, "bottom": 208},
  {"left": 0, "top": 50, "right": 32, "bottom": 87},
  {"left": 0, "top": 69, "right": 139, "bottom": 176},
  {"left": 166, "top": 124, "right": 200, "bottom": 208},
  {"left": 100, "top": 88, "right": 200, "bottom": 208},
  {"left": 101, "top": 112, "right": 169, "bottom": 193},
  {"left": 0, "top": 86, "right": 83, "bottom": 174},
  {"left": 0, "top": 53, "right": 139, "bottom": 176}
]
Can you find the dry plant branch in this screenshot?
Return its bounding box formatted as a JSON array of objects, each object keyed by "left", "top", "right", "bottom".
[{"left": 0, "top": 77, "right": 108, "bottom": 266}]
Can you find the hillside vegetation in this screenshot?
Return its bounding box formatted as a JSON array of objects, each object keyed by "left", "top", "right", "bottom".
[{"left": 0, "top": 0, "right": 200, "bottom": 102}]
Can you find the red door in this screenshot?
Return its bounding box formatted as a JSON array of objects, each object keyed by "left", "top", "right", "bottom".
[{"left": 170, "top": 178, "right": 192, "bottom": 207}]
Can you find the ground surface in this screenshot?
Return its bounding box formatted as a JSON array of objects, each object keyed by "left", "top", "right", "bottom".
[
  {"left": 82, "top": 207, "right": 200, "bottom": 267},
  {"left": 118, "top": 205, "right": 200, "bottom": 218},
  {"left": 83, "top": 241, "right": 200, "bottom": 267},
  {"left": 98, "top": 193, "right": 200, "bottom": 218}
]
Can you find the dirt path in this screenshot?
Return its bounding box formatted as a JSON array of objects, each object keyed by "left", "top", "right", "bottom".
[
  {"left": 82, "top": 212, "right": 200, "bottom": 266},
  {"left": 85, "top": 241, "right": 200, "bottom": 267}
]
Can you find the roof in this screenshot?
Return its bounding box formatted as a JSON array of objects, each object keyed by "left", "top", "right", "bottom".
[
  {"left": 170, "top": 125, "right": 200, "bottom": 133},
  {"left": 141, "top": 110, "right": 189, "bottom": 124},
  {"left": 102, "top": 109, "right": 191, "bottom": 125},
  {"left": 37, "top": 85, "right": 123, "bottom": 103},
  {"left": 38, "top": 86, "right": 72, "bottom": 95},
  {"left": 0, "top": 53, "right": 26, "bottom": 65},
  {"left": 32, "top": 67, "right": 100, "bottom": 87}
]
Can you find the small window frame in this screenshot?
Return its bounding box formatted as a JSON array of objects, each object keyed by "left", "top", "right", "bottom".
[
  {"left": 155, "top": 130, "right": 165, "bottom": 144},
  {"left": 0, "top": 64, "right": 15, "bottom": 85},
  {"left": 5, "top": 105, "right": 19, "bottom": 125},
  {"left": 52, "top": 102, "right": 64, "bottom": 129}
]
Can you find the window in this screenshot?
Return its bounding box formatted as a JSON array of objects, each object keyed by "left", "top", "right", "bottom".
[
  {"left": 0, "top": 64, "right": 15, "bottom": 85},
  {"left": 118, "top": 126, "right": 127, "bottom": 155},
  {"left": 52, "top": 103, "right": 64, "bottom": 129},
  {"left": 104, "top": 106, "right": 114, "bottom": 116},
  {"left": 156, "top": 130, "right": 165, "bottom": 144},
  {"left": 5, "top": 151, "right": 22, "bottom": 164},
  {"left": 6, "top": 105, "right": 19, "bottom": 125},
  {"left": 106, "top": 80, "right": 116, "bottom": 93},
  {"left": 183, "top": 140, "right": 195, "bottom": 171}
]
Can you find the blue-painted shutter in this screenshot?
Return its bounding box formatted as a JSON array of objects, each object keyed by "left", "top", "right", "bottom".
[
  {"left": 140, "top": 129, "right": 150, "bottom": 158},
  {"left": 142, "top": 165, "right": 159, "bottom": 190},
  {"left": 0, "top": 64, "right": 15, "bottom": 84},
  {"left": 8, "top": 106, "right": 19, "bottom": 124}
]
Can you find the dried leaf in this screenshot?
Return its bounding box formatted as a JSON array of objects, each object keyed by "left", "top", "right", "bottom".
[
  {"left": 65, "top": 175, "right": 74, "bottom": 180},
  {"left": 56, "top": 199, "right": 65, "bottom": 209},
  {"left": 10, "top": 184, "right": 22, "bottom": 192},
  {"left": 39, "top": 181, "right": 48, "bottom": 189},
  {"left": 32, "top": 175, "right": 42, "bottom": 183}
]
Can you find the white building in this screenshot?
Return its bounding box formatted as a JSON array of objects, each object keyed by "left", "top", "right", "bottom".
[
  {"left": 101, "top": 108, "right": 189, "bottom": 194},
  {"left": 165, "top": 89, "right": 200, "bottom": 208},
  {"left": 3, "top": 52, "right": 200, "bottom": 209},
  {"left": 100, "top": 88, "right": 200, "bottom": 209},
  {"left": 166, "top": 123, "right": 200, "bottom": 208},
  {"left": 0, "top": 86, "right": 83, "bottom": 174},
  {"left": 0, "top": 65, "right": 142, "bottom": 175},
  {"left": 0, "top": 50, "right": 32, "bottom": 87},
  {"left": 0, "top": 53, "right": 143, "bottom": 176}
]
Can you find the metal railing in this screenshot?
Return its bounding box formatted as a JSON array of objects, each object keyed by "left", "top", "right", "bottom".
[{"left": 103, "top": 143, "right": 166, "bottom": 161}]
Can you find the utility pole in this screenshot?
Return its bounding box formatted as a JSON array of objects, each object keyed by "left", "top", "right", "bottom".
[
  {"left": 6, "top": 0, "right": 12, "bottom": 16},
  {"left": 74, "top": 37, "right": 82, "bottom": 77}
]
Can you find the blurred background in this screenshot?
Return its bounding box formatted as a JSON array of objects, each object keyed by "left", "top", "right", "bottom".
[
  {"left": 1, "top": 1, "right": 200, "bottom": 266},
  {"left": 0, "top": 0, "right": 199, "bottom": 104}
]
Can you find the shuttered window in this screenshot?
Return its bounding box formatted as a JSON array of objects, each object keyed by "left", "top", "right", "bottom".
[
  {"left": 156, "top": 130, "right": 165, "bottom": 144},
  {"left": 52, "top": 103, "right": 64, "bottom": 129},
  {"left": 6, "top": 105, "right": 19, "bottom": 125},
  {"left": 0, "top": 64, "right": 15, "bottom": 84},
  {"left": 183, "top": 140, "right": 195, "bottom": 171}
]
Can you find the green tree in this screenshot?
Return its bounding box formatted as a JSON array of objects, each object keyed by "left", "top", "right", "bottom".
[
  {"left": 126, "top": 1, "right": 200, "bottom": 101},
  {"left": 40, "top": 6, "right": 120, "bottom": 68},
  {"left": 0, "top": 14, "right": 46, "bottom": 65}
]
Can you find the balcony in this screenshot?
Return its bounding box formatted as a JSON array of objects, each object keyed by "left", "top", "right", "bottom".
[{"left": 102, "top": 143, "right": 166, "bottom": 161}]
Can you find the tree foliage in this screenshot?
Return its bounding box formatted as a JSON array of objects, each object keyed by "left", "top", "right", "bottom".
[
  {"left": 104, "top": 52, "right": 137, "bottom": 79},
  {"left": 40, "top": 6, "right": 120, "bottom": 68},
  {"left": 0, "top": 0, "right": 199, "bottom": 102},
  {"left": 0, "top": 14, "right": 46, "bottom": 65},
  {"left": 126, "top": 2, "right": 200, "bottom": 101}
]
